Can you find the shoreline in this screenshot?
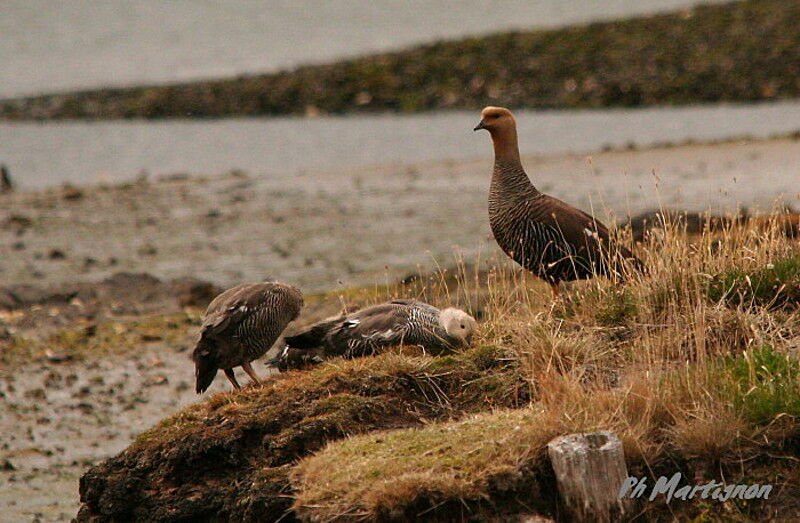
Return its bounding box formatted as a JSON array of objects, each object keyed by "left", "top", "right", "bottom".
[{"left": 2, "top": 0, "right": 798, "bottom": 120}]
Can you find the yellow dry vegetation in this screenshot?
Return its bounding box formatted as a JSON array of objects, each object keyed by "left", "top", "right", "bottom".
[{"left": 291, "top": 212, "right": 800, "bottom": 521}]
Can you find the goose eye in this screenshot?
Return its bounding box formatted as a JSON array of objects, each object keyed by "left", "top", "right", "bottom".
[{"left": 460, "top": 324, "right": 465, "bottom": 329}]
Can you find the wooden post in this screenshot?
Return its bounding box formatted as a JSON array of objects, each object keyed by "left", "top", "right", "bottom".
[{"left": 547, "top": 431, "right": 631, "bottom": 522}]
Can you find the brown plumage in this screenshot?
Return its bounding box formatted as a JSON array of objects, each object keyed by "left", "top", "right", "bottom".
[
  {"left": 192, "top": 281, "right": 303, "bottom": 393},
  {"left": 474, "top": 106, "right": 644, "bottom": 296}
]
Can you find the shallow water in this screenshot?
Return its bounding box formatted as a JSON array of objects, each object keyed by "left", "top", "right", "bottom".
[
  {"left": 2, "top": 101, "right": 800, "bottom": 189},
  {"left": 0, "top": 0, "right": 730, "bottom": 98}
]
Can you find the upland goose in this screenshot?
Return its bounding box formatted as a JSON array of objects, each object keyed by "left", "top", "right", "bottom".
[
  {"left": 192, "top": 282, "right": 303, "bottom": 393},
  {"left": 274, "top": 299, "right": 476, "bottom": 368},
  {"left": 474, "top": 106, "right": 644, "bottom": 297}
]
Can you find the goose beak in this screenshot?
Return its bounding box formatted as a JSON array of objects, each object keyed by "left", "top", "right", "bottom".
[{"left": 473, "top": 120, "right": 486, "bottom": 131}]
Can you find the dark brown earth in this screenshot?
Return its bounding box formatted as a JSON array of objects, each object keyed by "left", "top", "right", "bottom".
[{"left": 75, "top": 347, "right": 527, "bottom": 522}]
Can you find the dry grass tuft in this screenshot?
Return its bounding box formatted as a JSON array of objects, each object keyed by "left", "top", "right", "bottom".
[
  {"left": 292, "top": 409, "right": 556, "bottom": 521},
  {"left": 291, "top": 211, "right": 800, "bottom": 521}
]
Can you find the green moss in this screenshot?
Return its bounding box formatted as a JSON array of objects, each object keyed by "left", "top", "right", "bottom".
[
  {"left": 724, "top": 345, "right": 800, "bottom": 424},
  {"left": 464, "top": 343, "right": 506, "bottom": 370},
  {"left": 594, "top": 289, "right": 638, "bottom": 327},
  {"left": 708, "top": 256, "right": 800, "bottom": 308},
  {"left": 2, "top": 311, "right": 199, "bottom": 368},
  {"left": 425, "top": 355, "right": 458, "bottom": 371}
]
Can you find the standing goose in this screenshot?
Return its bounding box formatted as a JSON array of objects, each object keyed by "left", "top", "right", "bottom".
[
  {"left": 192, "top": 281, "right": 303, "bottom": 393},
  {"left": 474, "top": 106, "right": 644, "bottom": 297},
  {"left": 274, "top": 299, "right": 476, "bottom": 367}
]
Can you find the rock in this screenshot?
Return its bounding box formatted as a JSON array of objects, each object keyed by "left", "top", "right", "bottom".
[
  {"left": 43, "top": 350, "right": 73, "bottom": 363},
  {"left": 0, "top": 164, "right": 13, "bottom": 193},
  {"left": 62, "top": 185, "right": 84, "bottom": 200},
  {"left": 2, "top": 214, "right": 33, "bottom": 235},
  {"left": 0, "top": 289, "right": 18, "bottom": 310},
  {"left": 82, "top": 324, "right": 97, "bottom": 338},
  {"left": 75, "top": 402, "right": 95, "bottom": 414},
  {"left": 143, "top": 376, "right": 168, "bottom": 387},
  {"left": 137, "top": 244, "right": 158, "bottom": 256},
  {"left": 48, "top": 248, "right": 67, "bottom": 260},
  {"left": 173, "top": 278, "right": 222, "bottom": 308},
  {"left": 25, "top": 388, "right": 47, "bottom": 399}
]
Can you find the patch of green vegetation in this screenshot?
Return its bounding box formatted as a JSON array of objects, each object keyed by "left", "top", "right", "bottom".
[
  {"left": 132, "top": 407, "right": 206, "bottom": 448},
  {"left": 708, "top": 256, "right": 800, "bottom": 308},
  {"left": 425, "top": 354, "right": 458, "bottom": 371},
  {"left": 463, "top": 343, "right": 506, "bottom": 370},
  {"left": 594, "top": 289, "right": 638, "bottom": 327},
  {"left": 724, "top": 345, "right": 800, "bottom": 424},
  {"left": 4, "top": 0, "right": 800, "bottom": 119}
]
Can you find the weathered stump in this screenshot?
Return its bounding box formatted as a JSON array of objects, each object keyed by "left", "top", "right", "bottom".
[{"left": 547, "top": 431, "right": 631, "bottom": 522}]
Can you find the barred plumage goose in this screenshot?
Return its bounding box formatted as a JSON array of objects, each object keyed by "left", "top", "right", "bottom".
[
  {"left": 474, "top": 106, "right": 644, "bottom": 297},
  {"left": 192, "top": 282, "right": 303, "bottom": 393},
  {"left": 274, "top": 299, "right": 476, "bottom": 368}
]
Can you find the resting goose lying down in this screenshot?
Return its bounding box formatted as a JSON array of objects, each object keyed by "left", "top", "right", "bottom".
[{"left": 272, "top": 299, "right": 476, "bottom": 369}]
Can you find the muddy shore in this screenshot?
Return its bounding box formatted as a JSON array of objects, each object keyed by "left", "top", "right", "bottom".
[
  {"left": 2, "top": 137, "right": 799, "bottom": 292},
  {"left": 1, "top": 137, "right": 799, "bottom": 520}
]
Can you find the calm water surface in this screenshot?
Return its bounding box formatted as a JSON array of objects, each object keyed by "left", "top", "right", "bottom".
[{"left": 2, "top": 101, "right": 800, "bottom": 189}]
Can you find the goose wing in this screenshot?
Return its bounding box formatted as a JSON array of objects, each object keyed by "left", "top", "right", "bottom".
[
  {"left": 201, "top": 283, "right": 301, "bottom": 339},
  {"left": 533, "top": 195, "right": 641, "bottom": 266}
]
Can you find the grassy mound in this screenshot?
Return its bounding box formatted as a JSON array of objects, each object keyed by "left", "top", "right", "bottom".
[
  {"left": 76, "top": 212, "right": 800, "bottom": 521},
  {"left": 4, "top": 0, "right": 800, "bottom": 119},
  {"left": 76, "top": 348, "right": 526, "bottom": 521},
  {"left": 292, "top": 409, "right": 557, "bottom": 521},
  {"left": 292, "top": 347, "right": 800, "bottom": 521},
  {"left": 289, "top": 215, "right": 800, "bottom": 521}
]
